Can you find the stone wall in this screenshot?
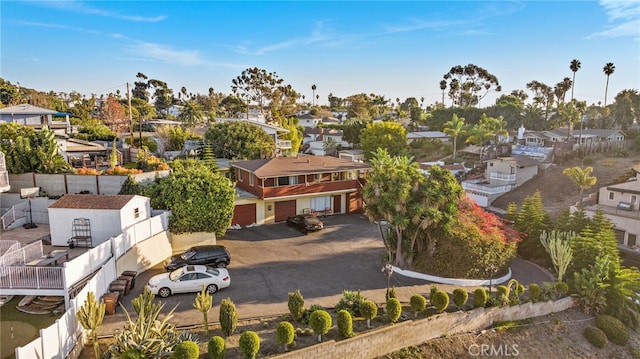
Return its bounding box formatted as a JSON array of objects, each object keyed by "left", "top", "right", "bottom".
[{"left": 272, "top": 297, "right": 575, "bottom": 359}]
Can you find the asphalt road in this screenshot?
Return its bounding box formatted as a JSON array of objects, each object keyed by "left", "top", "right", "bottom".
[{"left": 98, "top": 214, "right": 551, "bottom": 335}]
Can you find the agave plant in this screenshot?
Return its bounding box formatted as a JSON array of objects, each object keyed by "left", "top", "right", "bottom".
[{"left": 76, "top": 292, "right": 105, "bottom": 359}]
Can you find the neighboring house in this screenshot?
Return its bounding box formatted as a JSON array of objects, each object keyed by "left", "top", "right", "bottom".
[
  {"left": 230, "top": 155, "right": 370, "bottom": 225},
  {"left": 463, "top": 156, "right": 540, "bottom": 207},
  {"left": 166, "top": 105, "right": 183, "bottom": 117},
  {"left": 305, "top": 128, "right": 349, "bottom": 156},
  {"left": 332, "top": 110, "right": 348, "bottom": 122},
  {"left": 580, "top": 167, "right": 640, "bottom": 252},
  {"left": 0, "top": 152, "right": 9, "bottom": 193},
  {"left": 48, "top": 194, "right": 151, "bottom": 247},
  {"left": 419, "top": 161, "right": 468, "bottom": 178},
  {"left": 339, "top": 149, "right": 365, "bottom": 163},
  {"left": 298, "top": 113, "right": 322, "bottom": 128},
  {"left": 406, "top": 131, "right": 450, "bottom": 144},
  {"left": 0, "top": 104, "right": 71, "bottom": 135},
  {"left": 518, "top": 126, "right": 625, "bottom": 151},
  {"left": 57, "top": 137, "right": 109, "bottom": 167},
  {"left": 321, "top": 116, "right": 342, "bottom": 126}
]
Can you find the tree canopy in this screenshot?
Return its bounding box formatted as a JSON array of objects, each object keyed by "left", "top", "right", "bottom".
[
  {"left": 0, "top": 123, "right": 71, "bottom": 174},
  {"left": 204, "top": 121, "right": 275, "bottom": 160},
  {"left": 359, "top": 121, "right": 407, "bottom": 161}
]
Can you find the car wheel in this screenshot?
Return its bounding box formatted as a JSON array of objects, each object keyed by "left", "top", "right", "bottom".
[
  {"left": 215, "top": 262, "right": 227, "bottom": 268},
  {"left": 302, "top": 228, "right": 308, "bottom": 234},
  {"left": 158, "top": 287, "right": 171, "bottom": 298},
  {"left": 206, "top": 284, "right": 219, "bottom": 294}
]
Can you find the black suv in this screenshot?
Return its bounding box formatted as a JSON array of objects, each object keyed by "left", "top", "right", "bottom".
[
  {"left": 164, "top": 245, "right": 231, "bottom": 271},
  {"left": 286, "top": 214, "right": 324, "bottom": 234}
]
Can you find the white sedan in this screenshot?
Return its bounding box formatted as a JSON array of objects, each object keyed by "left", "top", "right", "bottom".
[{"left": 146, "top": 265, "right": 230, "bottom": 298}]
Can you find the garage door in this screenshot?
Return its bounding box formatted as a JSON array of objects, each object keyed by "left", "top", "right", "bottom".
[
  {"left": 232, "top": 204, "right": 257, "bottom": 226},
  {"left": 275, "top": 200, "right": 296, "bottom": 222}
]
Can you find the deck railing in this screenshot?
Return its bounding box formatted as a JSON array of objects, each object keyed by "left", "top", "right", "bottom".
[
  {"left": 0, "top": 201, "right": 28, "bottom": 229},
  {"left": 0, "top": 240, "right": 43, "bottom": 267},
  {"left": 0, "top": 240, "right": 20, "bottom": 256},
  {"left": 0, "top": 266, "right": 64, "bottom": 289}
]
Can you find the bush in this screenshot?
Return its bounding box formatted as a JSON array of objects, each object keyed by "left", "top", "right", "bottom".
[
  {"left": 431, "top": 290, "right": 450, "bottom": 313},
  {"left": 288, "top": 289, "right": 304, "bottom": 322},
  {"left": 239, "top": 331, "right": 260, "bottom": 359},
  {"left": 219, "top": 298, "right": 238, "bottom": 337},
  {"left": 207, "top": 336, "right": 225, "bottom": 359},
  {"left": 386, "top": 298, "right": 402, "bottom": 323},
  {"left": 360, "top": 300, "right": 378, "bottom": 327},
  {"left": 528, "top": 284, "right": 541, "bottom": 302},
  {"left": 554, "top": 281, "right": 569, "bottom": 297},
  {"left": 301, "top": 304, "right": 324, "bottom": 325},
  {"left": 172, "top": 341, "right": 199, "bottom": 359},
  {"left": 410, "top": 294, "right": 427, "bottom": 317},
  {"left": 596, "top": 314, "right": 630, "bottom": 346},
  {"left": 309, "top": 310, "right": 332, "bottom": 342},
  {"left": 473, "top": 288, "right": 488, "bottom": 308},
  {"left": 276, "top": 322, "right": 295, "bottom": 351},
  {"left": 337, "top": 310, "right": 354, "bottom": 338},
  {"left": 388, "top": 286, "right": 398, "bottom": 299},
  {"left": 583, "top": 157, "right": 594, "bottom": 166},
  {"left": 453, "top": 289, "right": 468, "bottom": 309},
  {"left": 583, "top": 326, "right": 608, "bottom": 348},
  {"left": 335, "top": 290, "right": 366, "bottom": 316},
  {"left": 121, "top": 349, "right": 144, "bottom": 359}
]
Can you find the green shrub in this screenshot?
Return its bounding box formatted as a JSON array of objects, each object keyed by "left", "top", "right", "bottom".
[
  {"left": 540, "top": 282, "right": 557, "bottom": 301},
  {"left": 172, "top": 341, "right": 199, "bottom": 359},
  {"left": 431, "top": 290, "right": 450, "bottom": 313},
  {"left": 288, "top": 289, "right": 305, "bottom": 322},
  {"left": 596, "top": 314, "right": 630, "bottom": 346},
  {"left": 496, "top": 285, "right": 509, "bottom": 298},
  {"left": 301, "top": 304, "right": 324, "bottom": 325},
  {"left": 276, "top": 322, "right": 295, "bottom": 352},
  {"left": 335, "top": 290, "right": 366, "bottom": 316},
  {"left": 386, "top": 298, "right": 402, "bottom": 323},
  {"left": 337, "top": 310, "right": 354, "bottom": 338},
  {"left": 554, "top": 281, "right": 569, "bottom": 297},
  {"left": 219, "top": 298, "right": 238, "bottom": 337},
  {"left": 452, "top": 289, "right": 468, "bottom": 309},
  {"left": 239, "top": 331, "right": 260, "bottom": 359},
  {"left": 583, "top": 326, "right": 608, "bottom": 348},
  {"left": 410, "top": 294, "right": 427, "bottom": 317},
  {"left": 528, "top": 284, "right": 541, "bottom": 302},
  {"left": 309, "top": 310, "right": 332, "bottom": 342},
  {"left": 388, "top": 286, "right": 398, "bottom": 299},
  {"left": 473, "top": 288, "right": 488, "bottom": 308},
  {"left": 360, "top": 300, "right": 378, "bottom": 327},
  {"left": 207, "top": 336, "right": 225, "bottom": 359},
  {"left": 430, "top": 285, "right": 439, "bottom": 298},
  {"left": 121, "top": 349, "right": 144, "bottom": 359}
]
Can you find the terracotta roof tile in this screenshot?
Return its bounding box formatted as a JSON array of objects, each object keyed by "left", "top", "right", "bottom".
[{"left": 49, "top": 194, "right": 136, "bottom": 210}]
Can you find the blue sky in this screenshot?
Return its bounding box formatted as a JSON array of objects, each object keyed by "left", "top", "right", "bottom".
[{"left": 1, "top": 1, "right": 639, "bottom": 107}]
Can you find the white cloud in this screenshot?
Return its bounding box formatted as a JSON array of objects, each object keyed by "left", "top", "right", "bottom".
[
  {"left": 234, "top": 21, "right": 332, "bottom": 55},
  {"left": 127, "top": 41, "right": 205, "bottom": 66},
  {"left": 587, "top": 0, "right": 640, "bottom": 39},
  {"left": 16, "top": 20, "right": 99, "bottom": 34},
  {"left": 37, "top": 1, "right": 166, "bottom": 22}
]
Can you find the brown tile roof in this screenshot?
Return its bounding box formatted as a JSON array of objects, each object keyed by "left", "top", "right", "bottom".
[
  {"left": 232, "top": 155, "right": 370, "bottom": 177},
  {"left": 49, "top": 194, "right": 136, "bottom": 210}
]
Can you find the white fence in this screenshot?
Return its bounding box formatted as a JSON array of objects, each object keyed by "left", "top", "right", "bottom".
[
  {"left": 0, "top": 240, "right": 20, "bottom": 256},
  {"left": 0, "top": 240, "right": 43, "bottom": 267},
  {"left": 13, "top": 213, "right": 169, "bottom": 359},
  {"left": 0, "top": 201, "right": 28, "bottom": 229}
]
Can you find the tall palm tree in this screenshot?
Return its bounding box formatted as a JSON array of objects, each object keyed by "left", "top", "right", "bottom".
[
  {"left": 311, "top": 84, "right": 317, "bottom": 106},
  {"left": 439, "top": 80, "right": 447, "bottom": 105},
  {"left": 570, "top": 59, "right": 581, "bottom": 100},
  {"left": 443, "top": 114, "right": 467, "bottom": 159},
  {"left": 466, "top": 123, "right": 494, "bottom": 162},
  {"left": 603, "top": 62, "right": 615, "bottom": 106}
]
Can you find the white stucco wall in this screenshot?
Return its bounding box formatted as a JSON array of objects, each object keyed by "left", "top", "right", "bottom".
[
  {"left": 48, "top": 208, "right": 122, "bottom": 246},
  {"left": 119, "top": 196, "right": 152, "bottom": 229}
]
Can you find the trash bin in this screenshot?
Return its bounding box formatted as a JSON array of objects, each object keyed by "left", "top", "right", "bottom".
[
  {"left": 121, "top": 270, "right": 137, "bottom": 290},
  {"left": 109, "top": 280, "right": 128, "bottom": 297},
  {"left": 117, "top": 275, "right": 133, "bottom": 293},
  {"left": 102, "top": 292, "right": 119, "bottom": 315}
]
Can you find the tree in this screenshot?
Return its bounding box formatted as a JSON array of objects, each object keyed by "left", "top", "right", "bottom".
[
  {"left": 443, "top": 114, "right": 467, "bottom": 159},
  {"left": 439, "top": 79, "right": 447, "bottom": 105},
  {"left": 465, "top": 122, "right": 493, "bottom": 162},
  {"left": 570, "top": 59, "right": 581, "bottom": 100},
  {"left": 514, "top": 191, "right": 552, "bottom": 260},
  {"left": 526, "top": 80, "right": 555, "bottom": 122},
  {"left": 149, "top": 159, "right": 235, "bottom": 235},
  {"left": 359, "top": 121, "right": 407, "bottom": 161},
  {"left": 193, "top": 286, "right": 213, "bottom": 335},
  {"left": 204, "top": 121, "right": 275, "bottom": 160},
  {"left": 612, "top": 89, "right": 639, "bottom": 130},
  {"left": 540, "top": 230, "right": 574, "bottom": 282},
  {"left": 603, "top": 62, "right": 615, "bottom": 106},
  {"left": 563, "top": 166, "right": 597, "bottom": 202},
  {"left": 232, "top": 67, "right": 284, "bottom": 117},
  {"left": 311, "top": 84, "right": 317, "bottom": 106},
  {"left": 276, "top": 117, "right": 303, "bottom": 154},
  {"left": 441, "top": 64, "right": 501, "bottom": 107},
  {"left": 554, "top": 77, "right": 573, "bottom": 104},
  {"left": 177, "top": 100, "right": 204, "bottom": 127},
  {"left": 98, "top": 95, "right": 127, "bottom": 132}
]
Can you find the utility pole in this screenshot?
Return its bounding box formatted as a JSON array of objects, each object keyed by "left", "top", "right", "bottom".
[{"left": 127, "top": 82, "right": 134, "bottom": 148}]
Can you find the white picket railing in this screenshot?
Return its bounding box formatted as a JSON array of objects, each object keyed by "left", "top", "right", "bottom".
[{"left": 1, "top": 201, "right": 29, "bottom": 229}]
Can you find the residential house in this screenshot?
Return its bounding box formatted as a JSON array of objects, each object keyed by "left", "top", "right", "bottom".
[
  {"left": 230, "top": 155, "right": 370, "bottom": 225},
  {"left": 406, "top": 131, "right": 450, "bottom": 145},
  {"left": 298, "top": 113, "right": 322, "bottom": 128},
  {"left": 518, "top": 126, "right": 625, "bottom": 153},
  {"left": 0, "top": 152, "right": 9, "bottom": 193},
  {"left": 419, "top": 161, "right": 468, "bottom": 178},
  {"left": 0, "top": 104, "right": 71, "bottom": 135},
  {"left": 57, "top": 137, "right": 109, "bottom": 167},
  {"left": 48, "top": 194, "right": 151, "bottom": 247},
  {"left": 304, "top": 128, "right": 349, "bottom": 156},
  {"left": 581, "top": 166, "right": 640, "bottom": 253},
  {"left": 463, "top": 156, "right": 540, "bottom": 207},
  {"left": 339, "top": 149, "right": 365, "bottom": 163},
  {"left": 211, "top": 118, "right": 292, "bottom": 154}
]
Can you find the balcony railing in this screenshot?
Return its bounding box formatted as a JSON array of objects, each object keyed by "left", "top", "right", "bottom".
[
  {"left": 0, "top": 170, "right": 9, "bottom": 192},
  {"left": 276, "top": 140, "right": 292, "bottom": 149},
  {"left": 462, "top": 181, "right": 513, "bottom": 195},
  {"left": 489, "top": 171, "right": 516, "bottom": 182}
]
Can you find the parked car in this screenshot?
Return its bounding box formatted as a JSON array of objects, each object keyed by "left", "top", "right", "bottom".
[
  {"left": 286, "top": 214, "right": 324, "bottom": 234},
  {"left": 146, "top": 265, "right": 230, "bottom": 298},
  {"left": 164, "top": 245, "right": 230, "bottom": 271}
]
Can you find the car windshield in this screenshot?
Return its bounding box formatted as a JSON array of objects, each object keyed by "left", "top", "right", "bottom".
[
  {"left": 169, "top": 267, "right": 185, "bottom": 281},
  {"left": 206, "top": 267, "right": 220, "bottom": 276},
  {"left": 180, "top": 249, "right": 196, "bottom": 260}
]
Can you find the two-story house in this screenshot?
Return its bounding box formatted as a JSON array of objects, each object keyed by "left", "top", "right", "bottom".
[
  {"left": 230, "top": 155, "right": 370, "bottom": 226},
  {"left": 0, "top": 152, "right": 9, "bottom": 193},
  {"left": 581, "top": 166, "right": 640, "bottom": 251}
]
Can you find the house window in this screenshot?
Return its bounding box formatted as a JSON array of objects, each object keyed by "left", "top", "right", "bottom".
[
  {"left": 609, "top": 192, "right": 614, "bottom": 200},
  {"left": 311, "top": 196, "right": 331, "bottom": 211},
  {"left": 631, "top": 195, "right": 637, "bottom": 204},
  {"left": 238, "top": 170, "right": 243, "bottom": 182},
  {"left": 249, "top": 174, "right": 254, "bottom": 186},
  {"left": 277, "top": 176, "right": 290, "bottom": 186},
  {"left": 134, "top": 208, "right": 140, "bottom": 219}
]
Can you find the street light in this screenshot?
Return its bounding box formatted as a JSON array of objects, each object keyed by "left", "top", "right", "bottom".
[{"left": 381, "top": 263, "right": 394, "bottom": 300}]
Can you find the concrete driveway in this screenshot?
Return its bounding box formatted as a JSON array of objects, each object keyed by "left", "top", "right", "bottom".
[{"left": 98, "top": 214, "right": 551, "bottom": 335}]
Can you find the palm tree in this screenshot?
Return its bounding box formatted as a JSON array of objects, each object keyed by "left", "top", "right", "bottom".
[
  {"left": 562, "top": 166, "right": 597, "bottom": 202},
  {"left": 178, "top": 100, "right": 204, "bottom": 127},
  {"left": 570, "top": 59, "right": 581, "bottom": 100},
  {"left": 311, "top": 84, "right": 317, "bottom": 106},
  {"left": 603, "top": 62, "right": 615, "bottom": 106},
  {"left": 443, "top": 114, "right": 467, "bottom": 159},
  {"left": 466, "top": 123, "right": 494, "bottom": 162},
  {"left": 439, "top": 80, "right": 447, "bottom": 105}
]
